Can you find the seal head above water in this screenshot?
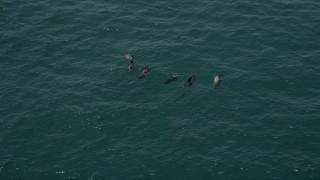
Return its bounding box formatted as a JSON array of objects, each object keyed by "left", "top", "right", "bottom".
[
  {"left": 165, "top": 73, "right": 179, "bottom": 84},
  {"left": 185, "top": 75, "right": 196, "bottom": 87},
  {"left": 139, "top": 65, "right": 151, "bottom": 79},
  {"left": 124, "top": 52, "right": 134, "bottom": 63},
  {"left": 213, "top": 75, "right": 222, "bottom": 88},
  {"left": 128, "top": 62, "right": 135, "bottom": 72}
]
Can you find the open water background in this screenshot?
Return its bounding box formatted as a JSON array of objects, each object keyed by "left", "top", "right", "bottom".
[{"left": 1, "top": 0, "right": 320, "bottom": 179}]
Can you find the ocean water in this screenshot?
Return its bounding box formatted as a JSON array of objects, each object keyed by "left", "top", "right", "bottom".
[{"left": 1, "top": 0, "right": 320, "bottom": 179}]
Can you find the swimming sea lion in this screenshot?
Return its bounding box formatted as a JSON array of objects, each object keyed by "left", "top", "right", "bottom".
[
  {"left": 165, "top": 73, "right": 179, "bottom": 84},
  {"left": 124, "top": 52, "right": 133, "bottom": 63},
  {"left": 139, "top": 65, "right": 151, "bottom": 79},
  {"left": 128, "top": 62, "right": 135, "bottom": 72},
  {"left": 213, "top": 75, "right": 222, "bottom": 88},
  {"left": 185, "top": 75, "right": 196, "bottom": 86}
]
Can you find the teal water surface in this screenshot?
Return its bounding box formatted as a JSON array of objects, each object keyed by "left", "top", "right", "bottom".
[{"left": 1, "top": 0, "right": 320, "bottom": 179}]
